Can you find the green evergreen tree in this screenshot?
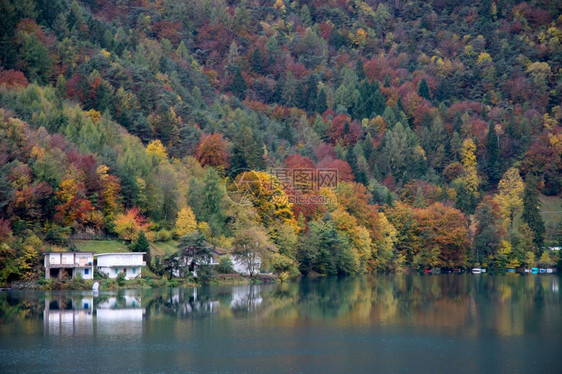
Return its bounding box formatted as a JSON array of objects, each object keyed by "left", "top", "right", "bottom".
[
  {"left": 0, "top": 163, "right": 14, "bottom": 216},
  {"left": 372, "top": 86, "right": 386, "bottom": 116},
  {"left": 418, "top": 78, "right": 431, "bottom": 101},
  {"left": 522, "top": 174, "right": 545, "bottom": 252},
  {"left": 131, "top": 230, "right": 150, "bottom": 252},
  {"left": 346, "top": 146, "right": 360, "bottom": 183},
  {"left": 305, "top": 74, "right": 319, "bottom": 112},
  {"left": 231, "top": 126, "right": 265, "bottom": 172},
  {"left": 316, "top": 88, "right": 327, "bottom": 114},
  {"left": 229, "top": 67, "right": 247, "bottom": 100},
  {"left": 281, "top": 72, "right": 298, "bottom": 107},
  {"left": 17, "top": 31, "right": 51, "bottom": 83},
  {"left": 383, "top": 74, "right": 391, "bottom": 87},
  {"left": 485, "top": 122, "right": 501, "bottom": 187},
  {"left": 177, "top": 231, "right": 213, "bottom": 274},
  {"left": 250, "top": 47, "right": 264, "bottom": 75},
  {"left": 355, "top": 59, "right": 366, "bottom": 81},
  {"left": 202, "top": 168, "right": 226, "bottom": 236}
]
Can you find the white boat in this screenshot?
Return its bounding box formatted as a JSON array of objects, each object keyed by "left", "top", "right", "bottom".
[
  {"left": 546, "top": 268, "right": 553, "bottom": 274},
  {"left": 472, "top": 268, "right": 482, "bottom": 274}
]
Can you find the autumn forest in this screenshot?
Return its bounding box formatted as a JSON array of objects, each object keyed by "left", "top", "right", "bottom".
[{"left": 0, "top": 0, "right": 561, "bottom": 284}]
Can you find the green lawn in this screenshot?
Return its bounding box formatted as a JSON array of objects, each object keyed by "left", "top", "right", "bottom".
[
  {"left": 540, "top": 194, "right": 562, "bottom": 245},
  {"left": 73, "top": 240, "right": 130, "bottom": 253},
  {"left": 73, "top": 239, "right": 179, "bottom": 256},
  {"left": 149, "top": 240, "right": 178, "bottom": 256}
]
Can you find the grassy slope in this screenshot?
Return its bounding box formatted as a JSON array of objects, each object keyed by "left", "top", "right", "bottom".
[
  {"left": 73, "top": 239, "right": 178, "bottom": 255},
  {"left": 73, "top": 240, "right": 129, "bottom": 253},
  {"left": 540, "top": 194, "right": 562, "bottom": 245}
]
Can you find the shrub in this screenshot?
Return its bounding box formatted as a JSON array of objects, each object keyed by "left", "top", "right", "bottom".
[
  {"left": 116, "top": 272, "right": 127, "bottom": 287},
  {"left": 217, "top": 255, "right": 234, "bottom": 274},
  {"left": 155, "top": 229, "right": 171, "bottom": 242}
]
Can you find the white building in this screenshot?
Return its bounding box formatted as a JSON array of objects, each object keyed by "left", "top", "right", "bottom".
[
  {"left": 232, "top": 256, "right": 262, "bottom": 276},
  {"left": 44, "top": 252, "right": 94, "bottom": 280},
  {"left": 96, "top": 252, "right": 146, "bottom": 280}
]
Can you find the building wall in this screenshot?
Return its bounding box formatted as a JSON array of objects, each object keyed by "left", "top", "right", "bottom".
[
  {"left": 98, "top": 266, "right": 142, "bottom": 280},
  {"left": 232, "top": 257, "right": 261, "bottom": 275},
  {"left": 96, "top": 253, "right": 145, "bottom": 267},
  {"left": 44, "top": 253, "right": 94, "bottom": 279},
  {"left": 74, "top": 267, "right": 94, "bottom": 280}
]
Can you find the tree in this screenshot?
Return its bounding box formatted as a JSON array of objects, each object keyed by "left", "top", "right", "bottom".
[
  {"left": 496, "top": 167, "right": 524, "bottom": 228},
  {"left": 316, "top": 88, "right": 327, "bottom": 114},
  {"left": 230, "top": 126, "right": 265, "bottom": 172},
  {"left": 418, "top": 78, "right": 431, "bottom": 101},
  {"left": 15, "top": 25, "right": 51, "bottom": 83},
  {"left": 414, "top": 203, "right": 469, "bottom": 269},
  {"left": 175, "top": 207, "right": 197, "bottom": 237},
  {"left": 196, "top": 133, "right": 230, "bottom": 169},
  {"left": 114, "top": 207, "right": 150, "bottom": 242},
  {"left": 250, "top": 47, "right": 264, "bottom": 75},
  {"left": 522, "top": 174, "right": 545, "bottom": 251},
  {"left": 299, "top": 216, "right": 354, "bottom": 275},
  {"left": 146, "top": 140, "right": 168, "bottom": 159},
  {"left": 201, "top": 168, "right": 226, "bottom": 236},
  {"left": 177, "top": 231, "right": 213, "bottom": 275},
  {"left": 474, "top": 196, "right": 506, "bottom": 263},
  {"left": 232, "top": 171, "right": 297, "bottom": 229},
  {"left": 131, "top": 230, "right": 150, "bottom": 252},
  {"left": 229, "top": 66, "right": 246, "bottom": 99},
  {"left": 233, "top": 226, "right": 274, "bottom": 276},
  {"left": 485, "top": 122, "right": 501, "bottom": 187},
  {"left": 0, "top": 161, "right": 14, "bottom": 216},
  {"left": 355, "top": 59, "right": 366, "bottom": 81},
  {"left": 455, "top": 139, "right": 480, "bottom": 214}
]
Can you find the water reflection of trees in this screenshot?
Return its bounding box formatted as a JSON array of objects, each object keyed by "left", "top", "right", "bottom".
[
  {"left": 0, "top": 292, "right": 44, "bottom": 328},
  {"left": 1, "top": 275, "right": 560, "bottom": 338}
]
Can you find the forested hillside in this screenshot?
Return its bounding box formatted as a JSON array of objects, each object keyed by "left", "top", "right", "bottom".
[{"left": 1, "top": 0, "right": 561, "bottom": 283}]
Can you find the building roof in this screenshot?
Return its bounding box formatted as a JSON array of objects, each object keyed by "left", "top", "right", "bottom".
[
  {"left": 95, "top": 252, "right": 146, "bottom": 256},
  {"left": 43, "top": 251, "right": 94, "bottom": 255}
]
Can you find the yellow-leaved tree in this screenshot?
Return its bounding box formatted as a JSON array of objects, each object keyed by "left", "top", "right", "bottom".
[
  {"left": 175, "top": 207, "right": 197, "bottom": 237},
  {"left": 456, "top": 138, "right": 480, "bottom": 213},
  {"left": 146, "top": 139, "right": 168, "bottom": 159},
  {"left": 496, "top": 167, "right": 524, "bottom": 228}
]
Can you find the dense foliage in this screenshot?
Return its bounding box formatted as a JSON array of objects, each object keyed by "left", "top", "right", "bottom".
[{"left": 1, "top": 0, "right": 561, "bottom": 283}]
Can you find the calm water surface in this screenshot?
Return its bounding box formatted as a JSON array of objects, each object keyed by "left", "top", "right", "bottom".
[{"left": 1, "top": 275, "right": 561, "bottom": 373}]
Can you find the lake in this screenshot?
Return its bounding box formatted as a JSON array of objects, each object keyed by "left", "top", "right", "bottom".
[{"left": 1, "top": 275, "right": 561, "bottom": 373}]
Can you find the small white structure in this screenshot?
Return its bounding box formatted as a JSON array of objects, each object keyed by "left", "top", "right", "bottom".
[
  {"left": 232, "top": 256, "right": 262, "bottom": 276},
  {"left": 44, "top": 252, "right": 94, "bottom": 280},
  {"left": 96, "top": 252, "right": 146, "bottom": 280}
]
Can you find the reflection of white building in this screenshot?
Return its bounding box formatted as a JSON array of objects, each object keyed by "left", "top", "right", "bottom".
[
  {"left": 96, "top": 253, "right": 146, "bottom": 279},
  {"left": 43, "top": 292, "right": 145, "bottom": 337},
  {"left": 95, "top": 292, "right": 145, "bottom": 336},
  {"left": 230, "top": 285, "right": 263, "bottom": 310},
  {"left": 44, "top": 252, "right": 94, "bottom": 280},
  {"left": 43, "top": 296, "right": 94, "bottom": 336}
]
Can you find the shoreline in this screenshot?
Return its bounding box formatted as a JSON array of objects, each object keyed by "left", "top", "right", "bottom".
[{"left": 3, "top": 273, "right": 279, "bottom": 291}]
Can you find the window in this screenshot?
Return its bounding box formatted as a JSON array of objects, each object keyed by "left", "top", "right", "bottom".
[
  {"left": 84, "top": 269, "right": 89, "bottom": 275},
  {"left": 132, "top": 268, "right": 136, "bottom": 274},
  {"left": 115, "top": 268, "right": 119, "bottom": 274}
]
